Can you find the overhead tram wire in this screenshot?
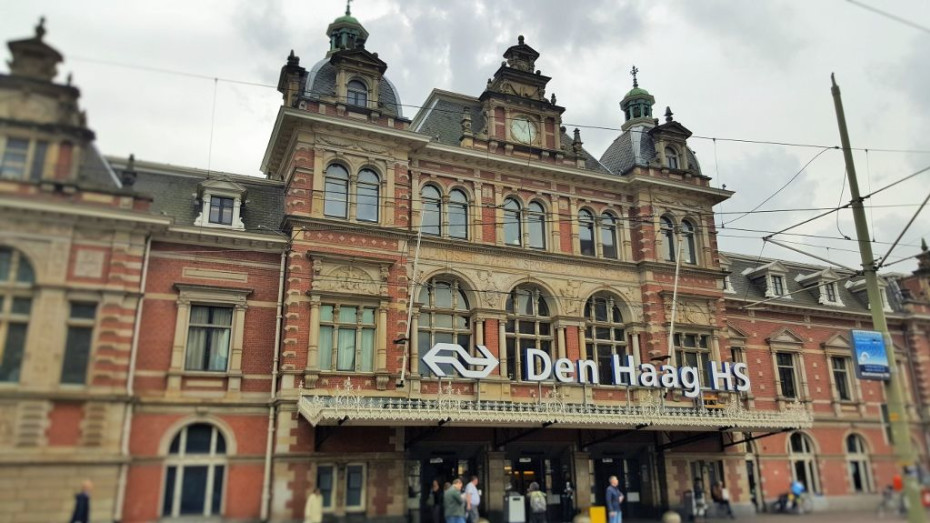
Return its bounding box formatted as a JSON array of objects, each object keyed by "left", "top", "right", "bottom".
[
  {"left": 67, "top": 55, "right": 930, "bottom": 156},
  {"left": 723, "top": 147, "right": 833, "bottom": 227},
  {"left": 846, "top": 0, "right": 930, "bottom": 35}
]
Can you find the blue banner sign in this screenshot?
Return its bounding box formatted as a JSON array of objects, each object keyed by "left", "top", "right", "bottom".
[{"left": 851, "top": 330, "right": 890, "bottom": 380}]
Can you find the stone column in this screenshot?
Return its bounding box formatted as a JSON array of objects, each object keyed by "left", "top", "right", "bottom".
[
  {"left": 499, "top": 320, "right": 508, "bottom": 378},
  {"left": 573, "top": 451, "right": 592, "bottom": 511},
  {"left": 487, "top": 451, "right": 507, "bottom": 521},
  {"left": 306, "top": 297, "right": 321, "bottom": 370},
  {"left": 410, "top": 311, "right": 420, "bottom": 377},
  {"left": 377, "top": 302, "right": 388, "bottom": 372},
  {"left": 557, "top": 326, "right": 567, "bottom": 359}
]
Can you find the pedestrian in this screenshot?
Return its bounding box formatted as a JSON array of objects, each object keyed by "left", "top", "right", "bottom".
[
  {"left": 527, "top": 481, "right": 547, "bottom": 523},
  {"left": 464, "top": 475, "right": 481, "bottom": 523},
  {"left": 693, "top": 477, "right": 707, "bottom": 520},
  {"left": 304, "top": 487, "right": 323, "bottom": 523},
  {"left": 69, "top": 480, "right": 92, "bottom": 523},
  {"left": 710, "top": 481, "right": 734, "bottom": 518},
  {"left": 427, "top": 479, "right": 443, "bottom": 523},
  {"left": 444, "top": 477, "right": 467, "bottom": 523},
  {"left": 606, "top": 475, "right": 624, "bottom": 523}
]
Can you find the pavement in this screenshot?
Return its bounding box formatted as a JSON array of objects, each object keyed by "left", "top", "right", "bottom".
[{"left": 620, "top": 510, "right": 928, "bottom": 522}]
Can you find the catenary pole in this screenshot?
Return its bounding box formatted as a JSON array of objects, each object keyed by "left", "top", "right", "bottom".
[{"left": 831, "top": 74, "right": 925, "bottom": 523}]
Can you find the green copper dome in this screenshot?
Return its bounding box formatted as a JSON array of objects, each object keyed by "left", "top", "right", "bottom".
[
  {"left": 333, "top": 13, "right": 360, "bottom": 25},
  {"left": 625, "top": 86, "right": 650, "bottom": 98}
]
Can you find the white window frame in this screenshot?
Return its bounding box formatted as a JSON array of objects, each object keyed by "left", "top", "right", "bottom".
[
  {"left": 168, "top": 284, "right": 251, "bottom": 392},
  {"left": 344, "top": 462, "right": 367, "bottom": 512},
  {"left": 845, "top": 434, "right": 873, "bottom": 493},
  {"left": 193, "top": 180, "right": 247, "bottom": 231},
  {"left": 59, "top": 301, "right": 98, "bottom": 386},
  {"left": 316, "top": 301, "right": 378, "bottom": 373},
  {"left": 317, "top": 464, "right": 337, "bottom": 513},
  {"left": 162, "top": 423, "right": 228, "bottom": 518}
]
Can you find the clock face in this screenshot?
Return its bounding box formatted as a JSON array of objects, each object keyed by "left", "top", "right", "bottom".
[{"left": 510, "top": 115, "right": 537, "bottom": 144}]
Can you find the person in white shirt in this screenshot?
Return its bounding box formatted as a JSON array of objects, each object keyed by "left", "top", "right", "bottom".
[{"left": 464, "top": 476, "right": 480, "bottom": 523}]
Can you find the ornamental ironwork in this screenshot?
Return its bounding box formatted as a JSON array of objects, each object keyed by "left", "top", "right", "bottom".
[{"left": 298, "top": 385, "right": 812, "bottom": 430}]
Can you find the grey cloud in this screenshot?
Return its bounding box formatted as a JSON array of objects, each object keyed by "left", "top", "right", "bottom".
[{"left": 676, "top": 1, "right": 807, "bottom": 68}]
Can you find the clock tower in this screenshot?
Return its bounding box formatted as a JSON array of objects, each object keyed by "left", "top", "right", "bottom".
[{"left": 478, "top": 36, "right": 565, "bottom": 153}]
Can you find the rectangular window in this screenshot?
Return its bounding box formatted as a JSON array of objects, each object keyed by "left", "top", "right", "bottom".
[
  {"left": 831, "top": 356, "right": 851, "bottom": 401},
  {"left": 771, "top": 275, "right": 785, "bottom": 296},
  {"left": 0, "top": 138, "right": 29, "bottom": 179},
  {"left": 880, "top": 404, "right": 893, "bottom": 444},
  {"left": 825, "top": 282, "right": 837, "bottom": 302},
  {"left": 60, "top": 302, "right": 97, "bottom": 385},
  {"left": 0, "top": 292, "right": 31, "bottom": 382},
  {"left": 208, "top": 196, "right": 235, "bottom": 225},
  {"left": 318, "top": 304, "right": 375, "bottom": 372},
  {"left": 776, "top": 352, "right": 797, "bottom": 399},
  {"left": 185, "top": 306, "right": 232, "bottom": 371},
  {"left": 317, "top": 465, "right": 335, "bottom": 510},
  {"left": 345, "top": 464, "right": 366, "bottom": 511},
  {"left": 674, "top": 333, "right": 710, "bottom": 386},
  {"left": 29, "top": 141, "right": 48, "bottom": 181}
]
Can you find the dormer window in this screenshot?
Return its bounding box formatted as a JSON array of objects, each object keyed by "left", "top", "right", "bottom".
[
  {"left": 665, "top": 147, "right": 679, "bottom": 169},
  {"left": 846, "top": 278, "right": 892, "bottom": 312},
  {"left": 796, "top": 269, "right": 845, "bottom": 306},
  {"left": 772, "top": 275, "right": 785, "bottom": 296},
  {"left": 193, "top": 179, "right": 247, "bottom": 230},
  {"left": 209, "top": 196, "right": 234, "bottom": 225},
  {"left": 347, "top": 80, "right": 368, "bottom": 107}
]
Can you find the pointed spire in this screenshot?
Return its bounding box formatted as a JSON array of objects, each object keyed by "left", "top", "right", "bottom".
[
  {"left": 572, "top": 128, "right": 583, "bottom": 155},
  {"left": 665, "top": 106, "right": 673, "bottom": 123},
  {"left": 630, "top": 65, "right": 639, "bottom": 88},
  {"left": 922, "top": 238, "right": 928, "bottom": 252},
  {"left": 120, "top": 154, "right": 138, "bottom": 187},
  {"left": 346, "top": 0, "right": 353, "bottom": 16}
]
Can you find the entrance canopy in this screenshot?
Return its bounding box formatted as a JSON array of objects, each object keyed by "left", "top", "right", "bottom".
[{"left": 298, "top": 385, "right": 812, "bottom": 432}]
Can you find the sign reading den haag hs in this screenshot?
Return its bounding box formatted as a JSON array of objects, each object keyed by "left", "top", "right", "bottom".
[{"left": 421, "top": 343, "right": 751, "bottom": 398}]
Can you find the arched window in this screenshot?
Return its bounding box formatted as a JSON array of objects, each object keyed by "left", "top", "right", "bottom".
[
  {"left": 660, "top": 216, "right": 676, "bottom": 261},
  {"left": 421, "top": 185, "right": 442, "bottom": 236},
  {"left": 681, "top": 219, "right": 696, "bottom": 264},
  {"left": 789, "top": 432, "right": 820, "bottom": 494},
  {"left": 846, "top": 434, "right": 872, "bottom": 493},
  {"left": 448, "top": 189, "right": 469, "bottom": 239},
  {"left": 162, "top": 423, "right": 227, "bottom": 517},
  {"left": 505, "top": 285, "right": 552, "bottom": 380},
  {"left": 356, "top": 169, "right": 380, "bottom": 222},
  {"left": 527, "top": 201, "right": 546, "bottom": 249},
  {"left": 600, "top": 213, "right": 619, "bottom": 259},
  {"left": 503, "top": 198, "right": 522, "bottom": 246},
  {"left": 417, "top": 278, "right": 471, "bottom": 376},
  {"left": 0, "top": 247, "right": 34, "bottom": 382},
  {"left": 665, "top": 147, "right": 679, "bottom": 169},
  {"left": 584, "top": 293, "right": 626, "bottom": 384},
  {"left": 323, "top": 163, "right": 349, "bottom": 218},
  {"left": 579, "top": 209, "right": 596, "bottom": 256},
  {"left": 347, "top": 80, "right": 368, "bottom": 107}
]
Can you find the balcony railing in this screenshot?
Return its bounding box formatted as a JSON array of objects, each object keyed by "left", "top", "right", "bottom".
[{"left": 298, "top": 378, "right": 813, "bottom": 431}]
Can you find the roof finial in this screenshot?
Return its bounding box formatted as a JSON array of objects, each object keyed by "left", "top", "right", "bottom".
[
  {"left": 665, "top": 106, "right": 673, "bottom": 123},
  {"left": 346, "top": 0, "right": 353, "bottom": 16},
  {"left": 630, "top": 65, "right": 639, "bottom": 88},
  {"left": 518, "top": 35, "right": 525, "bottom": 45},
  {"left": 922, "top": 238, "right": 928, "bottom": 252},
  {"left": 36, "top": 16, "right": 46, "bottom": 39}
]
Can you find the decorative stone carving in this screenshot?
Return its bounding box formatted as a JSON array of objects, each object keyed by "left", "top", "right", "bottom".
[
  {"left": 314, "top": 265, "right": 381, "bottom": 296},
  {"left": 664, "top": 298, "right": 711, "bottom": 325},
  {"left": 73, "top": 249, "right": 105, "bottom": 278}
]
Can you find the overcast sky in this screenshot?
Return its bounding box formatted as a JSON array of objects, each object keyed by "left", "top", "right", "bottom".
[{"left": 3, "top": 1, "right": 929, "bottom": 272}]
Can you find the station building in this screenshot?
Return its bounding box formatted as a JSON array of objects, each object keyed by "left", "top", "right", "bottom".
[{"left": 0, "top": 12, "right": 928, "bottom": 523}]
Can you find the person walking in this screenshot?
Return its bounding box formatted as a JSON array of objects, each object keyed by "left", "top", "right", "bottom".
[
  {"left": 606, "top": 475, "right": 624, "bottom": 523},
  {"left": 527, "top": 481, "right": 547, "bottom": 523},
  {"left": 711, "top": 481, "right": 734, "bottom": 518},
  {"left": 444, "top": 477, "right": 467, "bottom": 523},
  {"left": 464, "top": 475, "right": 480, "bottom": 523},
  {"left": 304, "top": 487, "right": 323, "bottom": 523},
  {"left": 427, "top": 479, "right": 444, "bottom": 523},
  {"left": 69, "top": 480, "right": 92, "bottom": 523}
]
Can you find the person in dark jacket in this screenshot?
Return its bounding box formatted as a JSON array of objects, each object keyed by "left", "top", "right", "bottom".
[
  {"left": 428, "top": 478, "right": 444, "bottom": 523},
  {"left": 606, "top": 475, "right": 624, "bottom": 523},
  {"left": 69, "top": 480, "right": 92, "bottom": 523}
]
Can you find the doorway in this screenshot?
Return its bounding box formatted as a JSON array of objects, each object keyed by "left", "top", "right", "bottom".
[{"left": 593, "top": 456, "right": 643, "bottom": 518}]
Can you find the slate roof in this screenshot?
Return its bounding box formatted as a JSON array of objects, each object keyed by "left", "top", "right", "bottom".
[
  {"left": 723, "top": 252, "right": 900, "bottom": 314},
  {"left": 304, "top": 59, "right": 403, "bottom": 118},
  {"left": 75, "top": 143, "right": 122, "bottom": 191},
  {"left": 106, "top": 157, "right": 286, "bottom": 235},
  {"left": 414, "top": 93, "right": 609, "bottom": 174},
  {"left": 599, "top": 127, "right": 703, "bottom": 177}
]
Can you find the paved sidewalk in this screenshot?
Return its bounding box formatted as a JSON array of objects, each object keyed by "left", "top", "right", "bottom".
[{"left": 621, "top": 510, "right": 925, "bottom": 522}]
